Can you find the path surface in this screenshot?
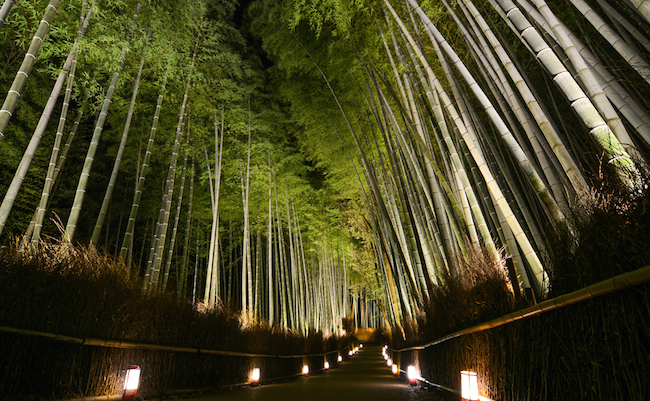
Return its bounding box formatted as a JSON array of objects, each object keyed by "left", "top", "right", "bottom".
[{"left": 185, "top": 345, "right": 437, "bottom": 401}]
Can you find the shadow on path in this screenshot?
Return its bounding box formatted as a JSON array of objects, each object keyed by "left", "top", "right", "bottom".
[{"left": 185, "top": 345, "right": 440, "bottom": 401}]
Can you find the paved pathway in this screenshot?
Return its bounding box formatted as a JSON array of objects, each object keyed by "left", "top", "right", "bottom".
[{"left": 185, "top": 345, "right": 438, "bottom": 401}]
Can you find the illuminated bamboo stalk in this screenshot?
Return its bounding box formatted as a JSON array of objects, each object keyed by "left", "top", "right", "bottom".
[
  {"left": 450, "top": 0, "right": 573, "bottom": 208},
  {"left": 1, "top": 9, "right": 92, "bottom": 238},
  {"left": 572, "top": 0, "right": 650, "bottom": 83},
  {"left": 241, "top": 100, "right": 253, "bottom": 319},
  {"left": 491, "top": 0, "right": 638, "bottom": 187},
  {"left": 29, "top": 52, "right": 79, "bottom": 243},
  {"left": 178, "top": 155, "right": 195, "bottom": 300},
  {"left": 274, "top": 174, "right": 289, "bottom": 327},
  {"left": 162, "top": 133, "right": 189, "bottom": 290},
  {"left": 144, "top": 44, "right": 196, "bottom": 288},
  {"left": 401, "top": 0, "right": 566, "bottom": 229},
  {"left": 204, "top": 104, "right": 225, "bottom": 306},
  {"left": 0, "top": 0, "right": 15, "bottom": 29},
  {"left": 267, "top": 152, "right": 274, "bottom": 324},
  {"left": 0, "top": 0, "right": 60, "bottom": 141},
  {"left": 385, "top": 0, "right": 547, "bottom": 292},
  {"left": 64, "top": 1, "right": 142, "bottom": 243},
  {"left": 597, "top": 0, "right": 650, "bottom": 52},
  {"left": 528, "top": 0, "right": 642, "bottom": 161},
  {"left": 91, "top": 44, "right": 147, "bottom": 246},
  {"left": 120, "top": 72, "right": 169, "bottom": 260},
  {"left": 28, "top": 4, "right": 92, "bottom": 241},
  {"left": 254, "top": 214, "right": 262, "bottom": 319},
  {"left": 516, "top": 0, "right": 650, "bottom": 146}
]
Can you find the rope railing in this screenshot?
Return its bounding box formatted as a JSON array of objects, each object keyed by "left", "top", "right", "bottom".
[
  {"left": 0, "top": 324, "right": 348, "bottom": 359},
  {"left": 394, "top": 263, "right": 650, "bottom": 352}
]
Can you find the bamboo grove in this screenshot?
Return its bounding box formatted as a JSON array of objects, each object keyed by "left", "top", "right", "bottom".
[
  {"left": 1, "top": 0, "right": 650, "bottom": 339},
  {"left": 0, "top": 0, "right": 381, "bottom": 336},
  {"left": 247, "top": 0, "right": 650, "bottom": 334}
]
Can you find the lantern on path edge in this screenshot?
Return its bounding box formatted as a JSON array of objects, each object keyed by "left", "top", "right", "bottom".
[
  {"left": 122, "top": 365, "right": 140, "bottom": 401},
  {"left": 251, "top": 367, "right": 260, "bottom": 386},
  {"left": 461, "top": 370, "right": 479, "bottom": 401},
  {"left": 407, "top": 365, "right": 418, "bottom": 386}
]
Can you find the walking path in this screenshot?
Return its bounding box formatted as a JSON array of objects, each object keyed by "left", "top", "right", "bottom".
[{"left": 185, "top": 345, "right": 438, "bottom": 401}]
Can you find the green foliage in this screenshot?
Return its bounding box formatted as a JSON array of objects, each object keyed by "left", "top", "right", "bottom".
[{"left": 0, "top": 0, "right": 384, "bottom": 316}]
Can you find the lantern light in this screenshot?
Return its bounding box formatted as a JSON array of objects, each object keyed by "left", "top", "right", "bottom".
[
  {"left": 302, "top": 365, "right": 310, "bottom": 375},
  {"left": 348, "top": 350, "right": 353, "bottom": 356},
  {"left": 338, "top": 355, "right": 343, "bottom": 362},
  {"left": 387, "top": 358, "right": 392, "bottom": 367},
  {"left": 407, "top": 365, "right": 418, "bottom": 386},
  {"left": 122, "top": 365, "right": 140, "bottom": 401},
  {"left": 360, "top": 344, "right": 363, "bottom": 348},
  {"left": 324, "top": 361, "right": 330, "bottom": 370},
  {"left": 251, "top": 367, "right": 260, "bottom": 386},
  {"left": 461, "top": 371, "right": 479, "bottom": 401},
  {"left": 392, "top": 364, "right": 399, "bottom": 376}
]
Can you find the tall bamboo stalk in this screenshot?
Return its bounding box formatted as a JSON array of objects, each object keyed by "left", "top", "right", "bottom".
[
  {"left": 91, "top": 42, "right": 147, "bottom": 246},
  {"left": 0, "top": 0, "right": 15, "bottom": 30},
  {"left": 0, "top": 8, "right": 92, "bottom": 238},
  {"left": 64, "top": 1, "right": 143, "bottom": 243},
  {"left": 120, "top": 72, "right": 169, "bottom": 260},
  {"left": 178, "top": 155, "right": 195, "bottom": 299},
  {"left": 0, "top": 0, "right": 61, "bottom": 142}
]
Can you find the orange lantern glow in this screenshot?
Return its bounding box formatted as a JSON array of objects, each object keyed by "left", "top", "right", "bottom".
[
  {"left": 122, "top": 365, "right": 140, "bottom": 401},
  {"left": 407, "top": 365, "right": 418, "bottom": 386},
  {"left": 251, "top": 367, "right": 260, "bottom": 386},
  {"left": 461, "top": 371, "right": 479, "bottom": 400}
]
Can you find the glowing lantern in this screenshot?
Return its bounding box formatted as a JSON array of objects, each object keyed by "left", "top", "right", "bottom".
[
  {"left": 338, "top": 355, "right": 343, "bottom": 362},
  {"left": 122, "top": 365, "right": 140, "bottom": 401},
  {"left": 354, "top": 346, "right": 359, "bottom": 353},
  {"left": 407, "top": 365, "right": 418, "bottom": 386},
  {"left": 387, "top": 358, "right": 392, "bottom": 367},
  {"left": 251, "top": 367, "right": 260, "bottom": 386},
  {"left": 302, "top": 365, "right": 309, "bottom": 375},
  {"left": 392, "top": 364, "right": 398, "bottom": 376},
  {"left": 360, "top": 344, "right": 363, "bottom": 348},
  {"left": 324, "top": 361, "right": 330, "bottom": 370},
  {"left": 348, "top": 350, "right": 353, "bottom": 356},
  {"left": 461, "top": 371, "right": 479, "bottom": 401}
]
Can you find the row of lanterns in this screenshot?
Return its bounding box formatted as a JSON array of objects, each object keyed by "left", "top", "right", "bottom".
[
  {"left": 121, "top": 348, "right": 352, "bottom": 399},
  {"left": 125, "top": 345, "right": 478, "bottom": 401},
  {"left": 251, "top": 345, "right": 359, "bottom": 387},
  {"left": 121, "top": 345, "right": 359, "bottom": 397},
  {"left": 381, "top": 345, "right": 481, "bottom": 401}
]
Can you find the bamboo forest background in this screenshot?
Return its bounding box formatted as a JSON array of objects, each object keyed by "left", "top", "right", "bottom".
[{"left": 1, "top": 0, "right": 649, "bottom": 340}]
